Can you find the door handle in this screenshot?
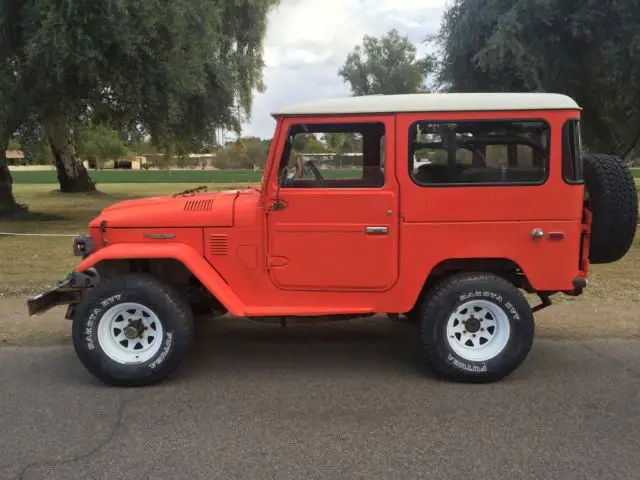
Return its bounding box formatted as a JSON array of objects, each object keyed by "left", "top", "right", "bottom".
[{"left": 365, "top": 226, "right": 388, "bottom": 235}]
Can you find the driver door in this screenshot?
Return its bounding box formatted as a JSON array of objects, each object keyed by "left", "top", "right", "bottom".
[{"left": 266, "top": 117, "right": 399, "bottom": 292}]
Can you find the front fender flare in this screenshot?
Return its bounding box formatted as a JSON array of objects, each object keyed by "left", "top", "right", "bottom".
[{"left": 75, "top": 243, "right": 246, "bottom": 316}]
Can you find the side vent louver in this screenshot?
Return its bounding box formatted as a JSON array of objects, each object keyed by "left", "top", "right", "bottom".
[
  {"left": 184, "top": 200, "right": 214, "bottom": 212},
  {"left": 209, "top": 235, "right": 229, "bottom": 256}
]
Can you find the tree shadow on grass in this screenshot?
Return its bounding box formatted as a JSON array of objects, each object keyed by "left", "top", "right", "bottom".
[{"left": 0, "top": 209, "right": 66, "bottom": 223}]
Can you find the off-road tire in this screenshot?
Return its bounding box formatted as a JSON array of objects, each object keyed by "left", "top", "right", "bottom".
[
  {"left": 72, "top": 273, "right": 194, "bottom": 386},
  {"left": 584, "top": 154, "right": 638, "bottom": 264},
  {"left": 419, "top": 273, "right": 534, "bottom": 383}
]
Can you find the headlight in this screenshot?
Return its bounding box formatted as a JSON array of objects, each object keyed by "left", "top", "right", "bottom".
[{"left": 73, "top": 235, "right": 96, "bottom": 258}]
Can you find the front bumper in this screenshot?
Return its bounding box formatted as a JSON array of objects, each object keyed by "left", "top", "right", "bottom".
[{"left": 27, "top": 269, "right": 99, "bottom": 317}]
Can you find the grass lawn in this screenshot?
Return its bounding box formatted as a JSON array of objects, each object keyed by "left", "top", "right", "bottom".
[
  {"left": 9, "top": 168, "right": 367, "bottom": 184},
  {"left": 10, "top": 169, "right": 266, "bottom": 184}
]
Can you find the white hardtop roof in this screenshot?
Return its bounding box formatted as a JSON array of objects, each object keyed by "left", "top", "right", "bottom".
[{"left": 274, "top": 93, "right": 580, "bottom": 116}]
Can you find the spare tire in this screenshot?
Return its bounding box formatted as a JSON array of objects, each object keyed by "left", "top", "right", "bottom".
[{"left": 584, "top": 154, "right": 638, "bottom": 264}]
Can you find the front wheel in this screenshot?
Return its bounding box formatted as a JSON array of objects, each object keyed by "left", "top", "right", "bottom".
[
  {"left": 72, "top": 273, "right": 194, "bottom": 386},
  {"left": 419, "top": 273, "right": 534, "bottom": 383}
]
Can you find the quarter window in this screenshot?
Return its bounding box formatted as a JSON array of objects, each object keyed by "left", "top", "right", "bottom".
[
  {"left": 279, "top": 122, "right": 386, "bottom": 189},
  {"left": 409, "top": 120, "right": 549, "bottom": 186},
  {"left": 562, "top": 119, "right": 583, "bottom": 184}
]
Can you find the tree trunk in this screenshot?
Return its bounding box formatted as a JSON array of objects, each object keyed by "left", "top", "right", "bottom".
[
  {"left": 44, "top": 113, "right": 95, "bottom": 193},
  {"left": 0, "top": 136, "right": 23, "bottom": 217}
]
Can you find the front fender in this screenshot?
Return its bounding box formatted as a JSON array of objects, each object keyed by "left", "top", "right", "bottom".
[{"left": 75, "top": 243, "right": 246, "bottom": 316}]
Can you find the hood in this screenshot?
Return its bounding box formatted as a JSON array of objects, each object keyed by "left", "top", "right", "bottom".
[{"left": 89, "top": 188, "right": 260, "bottom": 228}]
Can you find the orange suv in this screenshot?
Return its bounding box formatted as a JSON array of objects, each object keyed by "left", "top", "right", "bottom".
[{"left": 28, "top": 93, "right": 638, "bottom": 386}]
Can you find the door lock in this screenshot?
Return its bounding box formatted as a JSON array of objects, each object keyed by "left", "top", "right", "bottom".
[{"left": 531, "top": 228, "right": 544, "bottom": 240}]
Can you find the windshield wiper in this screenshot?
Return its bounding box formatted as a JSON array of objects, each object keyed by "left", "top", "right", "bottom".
[{"left": 173, "top": 185, "right": 208, "bottom": 198}]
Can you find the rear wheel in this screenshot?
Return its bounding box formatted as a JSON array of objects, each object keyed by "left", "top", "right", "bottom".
[
  {"left": 72, "top": 273, "right": 194, "bottom": 386},
  {"left": 419, "top": 273, "right": 534, "bottom": 383}
]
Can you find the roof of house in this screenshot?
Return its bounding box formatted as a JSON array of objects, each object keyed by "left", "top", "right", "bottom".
[
  {"left": 5, "top": 150, "right": 24, "bottom": 159},
  {"left": 274, "top": 93, "right": 581, "bottom": 116}
]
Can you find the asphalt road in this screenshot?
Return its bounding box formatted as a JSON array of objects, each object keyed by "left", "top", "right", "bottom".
[{"left": 1, "top": 319, "right": 639, "bottom": 480}]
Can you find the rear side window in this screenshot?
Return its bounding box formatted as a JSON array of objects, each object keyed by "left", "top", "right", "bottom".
[
  {"left": 563, "top": 119, "right": 583, "bottom": 184},
  {"left": 409, "top": 120, "right": 549, "bottom": 186}
]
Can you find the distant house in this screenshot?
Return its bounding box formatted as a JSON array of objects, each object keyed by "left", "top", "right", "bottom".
[
  {"left": 142, "top": 153, "right": 218, "bottom": 169},
  {"left": 83, "top": 156, "right": 149, "bottom": 170},
  {"left": 4, "top": 150, "right": 25, "bottom": 165}
]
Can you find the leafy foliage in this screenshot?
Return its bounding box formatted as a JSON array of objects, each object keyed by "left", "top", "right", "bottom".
[
  {"left": 0, "top": 0, "right": 279, "bottom": 192},
  {"left": 435, "top": 0, "right": 640, "bottom": 157},
  {"left": 216, "top": 137, "right": 271, "bottom": 169},
  {"left": 322, "top": 133, "right": 347, "bottom": 152},
  {"left": 292, "top": 134, "right": 326, "bottom": 154},
  {"left": 76, "top": 124, "right": 131, "bottom": 168},
  {"left": 7, "top": 139, "right": 20, "bottom": 151},
  {"left": 87, "top": 0, "right": 280, "bottom": 149},
  {"left": 339, "top": 29, "right": 435, "bottom": 96}
]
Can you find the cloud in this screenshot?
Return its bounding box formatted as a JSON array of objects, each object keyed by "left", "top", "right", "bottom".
[{"left": 241, "top": 0, "right": 447, "bottom": 139}]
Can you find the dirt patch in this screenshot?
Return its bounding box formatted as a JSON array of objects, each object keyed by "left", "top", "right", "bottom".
[
  {"left": 534, "top": 299, "right": 640, "bottom": 340},
  {"left": 2, "top": 296, "right": 638, "bottom": 348},
  {"left": 0, "top": 299, "right": 72, "bottom": 346}
]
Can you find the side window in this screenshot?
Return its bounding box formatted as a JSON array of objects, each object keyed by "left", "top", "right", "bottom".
[
  {"left": 562, "top": 119, "right": 584, "bottom": 184},
  {"left": 409, "top": 120, "right": 549, "bottom": 186},
  {"left": 279, "top": 122, "right": 386, "bottom": 189}
]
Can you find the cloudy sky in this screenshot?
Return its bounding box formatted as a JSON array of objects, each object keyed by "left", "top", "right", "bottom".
[{"left": 241, "top": 0, "right": 448, "bottom": 139}]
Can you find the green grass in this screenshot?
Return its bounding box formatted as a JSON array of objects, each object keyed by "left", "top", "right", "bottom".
[
  {"left": 9, "top": 168, "right": 365, "bottom": 184},
  {"left": 11, "top": 169, "right": 266, "bottom": 184}
]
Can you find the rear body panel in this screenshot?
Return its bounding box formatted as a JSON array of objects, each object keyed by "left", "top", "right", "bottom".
[{"left": 394, "top": 109, "right": 584, "bottom": 300}]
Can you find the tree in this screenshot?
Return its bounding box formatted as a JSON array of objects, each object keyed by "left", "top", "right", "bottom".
[
  {"left": 215, "top": 136, "right": 269, "bottom": 169},
  {"left": 323, "top": 133, "right": 346, "bottom": 152},
  {"left": 0, "top": 54, "right": 28, "bottom": 215},
  {"left": 339, "top": 29, "right": 435, "bottom": 96},
  {"left": 76, "top": 124, "right": 132, "bottom": 169},
  {"left": 3, "top": 0, "right": 279, "bottom": 192},
  {"left": 7, "top": 139, "right": 20, "bottom": 151},
  {"left": 340, "top": 133, "right": 363, "bottom": 154},
  {"left": 435, "top": 0, "right": 640, "bottom": 158},
  {"left": 243, "top": 137, "right": 270, "bottom": 169}
]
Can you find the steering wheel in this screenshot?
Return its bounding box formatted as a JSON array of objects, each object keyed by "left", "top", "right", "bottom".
[{"left": 305, "top": 160, "right": 328, "bottom": 187}]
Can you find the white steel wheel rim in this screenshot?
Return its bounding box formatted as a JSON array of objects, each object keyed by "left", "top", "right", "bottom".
[
  {"left": 445, "top": 299, "right": 511, "bottom": 362},
  {"left": 97, "top": 302, "right": 164, "bottom": 365}
]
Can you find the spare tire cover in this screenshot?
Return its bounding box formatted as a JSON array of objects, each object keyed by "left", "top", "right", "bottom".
[{"left": 583, "top": 154, "right": 638, "bottom": 264}]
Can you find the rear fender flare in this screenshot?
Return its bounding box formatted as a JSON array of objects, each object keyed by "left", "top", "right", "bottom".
[{"left": 75, "top": 243, "right": 246, "bottom": 316}]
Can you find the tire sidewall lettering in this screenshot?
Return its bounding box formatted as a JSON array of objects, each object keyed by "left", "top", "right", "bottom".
[
  {"left": 447, "top": 353, "right": 488, "bottom": 373},
  {"left": 458, "top": 290, "right": 520, "bottom": 320},
  {"left": 148, "top": 331, "right": 174, "bottom": 369}
]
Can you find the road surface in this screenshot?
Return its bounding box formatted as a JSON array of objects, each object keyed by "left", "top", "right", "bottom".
[{"left": 1, "top": 318, "right": 639, "bottom": 480}]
